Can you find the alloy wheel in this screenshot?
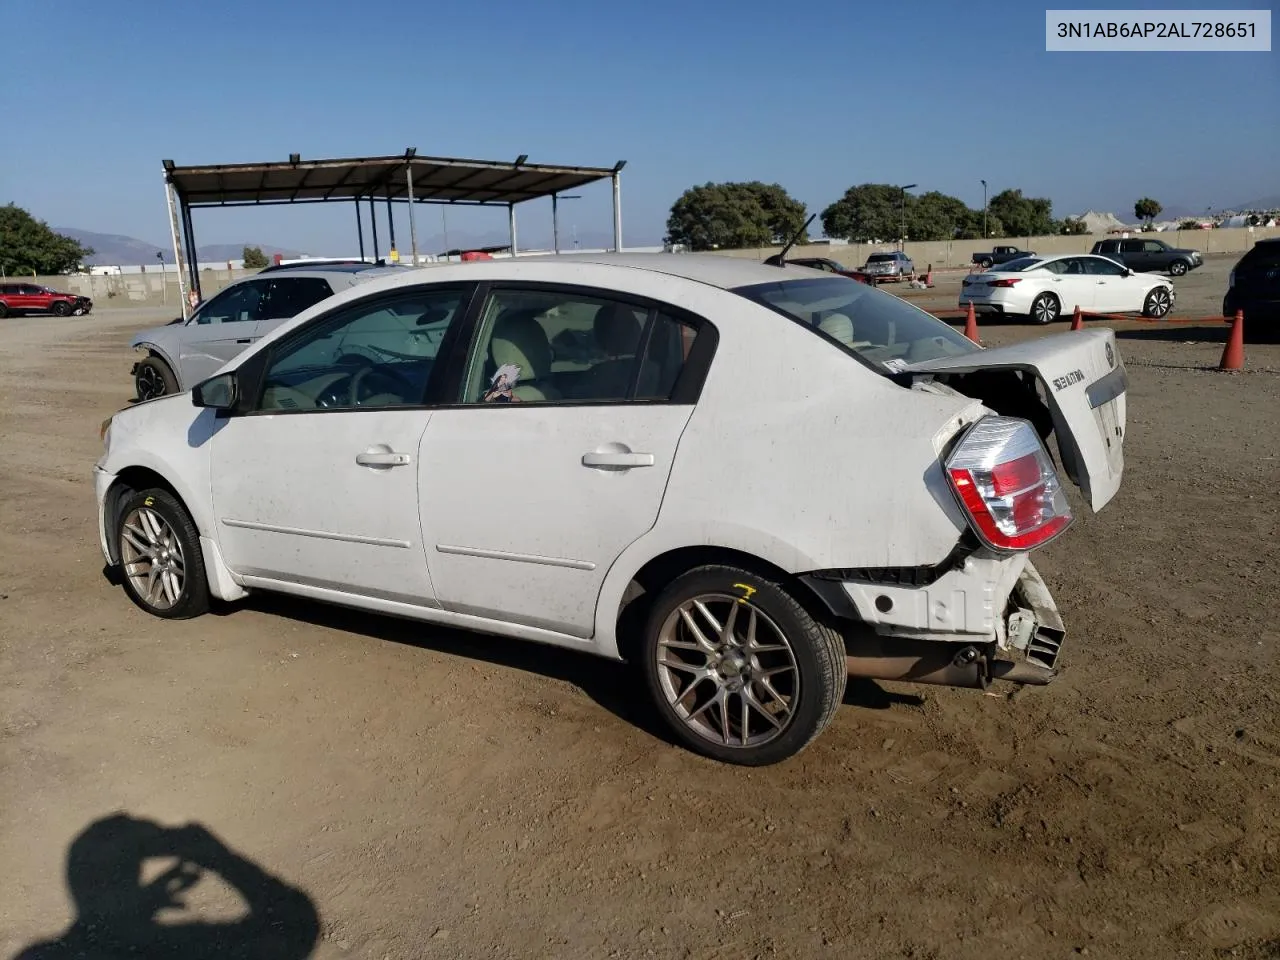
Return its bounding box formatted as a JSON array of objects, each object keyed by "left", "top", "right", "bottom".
[
  {"left": 1033, "top": 296, "right": 1060, "bottom": 323},
  {"left": 120, "top": 506, "right": 185, "bottom": 610},
  {"left": 1146, "top": 287, "right": 1172, "bottom": 317},
  {"left": 136, "top": 364, "right": 167, "bottom": 400},
  {"left": 654, "top": 594, "right": 799, "bottom": 748}
]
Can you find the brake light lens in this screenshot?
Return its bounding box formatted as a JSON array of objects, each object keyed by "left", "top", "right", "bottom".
[
  {"left": 945, "top": 416, "right": 1072, "bottom": 551},
  {"left": 987, "top": 278, "right": 1021, "bottom": 287}
]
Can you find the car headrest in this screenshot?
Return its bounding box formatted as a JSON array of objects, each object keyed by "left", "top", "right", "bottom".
[
  {"left": 818, "top": 312, "right": 854, "bottom": 344},
  {"left": 593, "top": 303, "right": 643, "bottom": 357},
  {"left": 490, "top": 309, "right": 551, "bottom": 379}
]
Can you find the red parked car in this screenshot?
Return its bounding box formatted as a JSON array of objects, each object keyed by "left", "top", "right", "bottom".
[{"left": 0, "top": 282, "right": 92, "bottom": 318}]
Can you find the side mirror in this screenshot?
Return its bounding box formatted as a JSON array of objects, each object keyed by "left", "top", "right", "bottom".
[{"left": 191, "top": 372, "right": 238, "bottom": 411}]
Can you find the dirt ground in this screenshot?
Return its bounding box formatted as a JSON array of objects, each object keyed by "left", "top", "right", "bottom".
[{"left": 2, "top": 254, "right": 1279, "bottom": 959}]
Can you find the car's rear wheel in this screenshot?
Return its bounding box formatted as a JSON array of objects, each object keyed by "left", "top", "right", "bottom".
[
  {"left": 135, "top": 356, "right": 178, "bottom": 401},
  {"left": 116, "top": 487, "right": 209, "bottom": 619},
  {"left": 641, "top": 564, "right": 846, "bottom": 766},
  {"left": 1029, "top": 292, "right": 1061, "bottom": 325},
  {"left": 1169, "top": 260, "right": 1189, "bottom": 276},
  {"left": 51, "top": 301, "right": 72, "bottom": 317},
  {"left": 1143, "top": 286, "right": 1173, "bottom": 318},
  {"left": 0, "top": 302, "right": 8, "bottom": 319},
  {"left": 979, "top": 258, "right": 993, "bottom": 269}
]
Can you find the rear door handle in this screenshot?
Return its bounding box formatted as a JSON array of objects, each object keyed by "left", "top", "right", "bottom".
[
  {"left": 582, "top": 452, "right": 655, "bottom": 468},
  {"left": 236, "top": 338, "right": 252, "bottom": 344},
  {"left": 356, "top": 451, "right": 411, "bottom": 467}
]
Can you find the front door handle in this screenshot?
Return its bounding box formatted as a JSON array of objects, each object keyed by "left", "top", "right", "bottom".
[
  {"left": 236, "top": 338, "right": 252, "bottom": 344},
  {"left": 356, "top": 451, "right": 411, "bottom": 467},
  {"left": 582, "top": 452, "right": 655, "bottom": 468}
]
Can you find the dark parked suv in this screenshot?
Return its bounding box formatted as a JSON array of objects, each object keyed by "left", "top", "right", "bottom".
[
  {"left": 1091, "top": 237, "right": 1203, "bottom": 276},
  {"left": 1224, "top": 239, "right": 1280, "bottom": 340}
]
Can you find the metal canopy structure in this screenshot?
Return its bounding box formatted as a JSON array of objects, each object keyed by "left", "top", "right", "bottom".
[{"left": 161, "top": 148, "right": 626, "bottom": 316}]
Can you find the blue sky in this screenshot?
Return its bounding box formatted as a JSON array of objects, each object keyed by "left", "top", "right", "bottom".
[{"left": 2, "top": 0, "right": 1275, "bottom": 254}]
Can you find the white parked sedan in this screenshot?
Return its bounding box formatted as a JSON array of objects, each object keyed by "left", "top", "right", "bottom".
[
  {"left": 960, "top": 254, "right": 1175, "bottom": 324},
  {"left": 95, "top": 254, "right": 1128, "bottom": 765}
]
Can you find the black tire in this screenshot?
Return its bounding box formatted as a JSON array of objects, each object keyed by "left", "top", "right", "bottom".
[
  {"left": 116, "top": 487, "right": 210, "bottom": 619},
  {"left": 640, "top": 564, "right": 846, "bottom": 766},
  {"left": 1029, "top": 292, "right": 1061, "bottom": 325},
  {"left": 979, "top": 258, "right": 993, "bottom": 269},
  {"left": 0, "top": 302, "right": 8, "bottom": 319},
  {"left": 51, "top": 300, "right": 72, "bottom": 317},
  {"left": 1143, "top": 286, "right": 1173, "bottom": 318},
  {"left": 1168, "top": 259, "right": 1189, "bottom": 277},
  {"left": 135, "top": 355, "right": 178, "bottom": 401}
]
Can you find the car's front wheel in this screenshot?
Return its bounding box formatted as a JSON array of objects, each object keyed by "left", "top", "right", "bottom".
[
  {"left": 641, "top": 565, "right": 846, "bottom": 766},
  {"left": 135, "top": 356, "right": 178, "bottom": 401},
  {"left": 116, "top": 487, "right": 209, "bottom": 619},
  {"left": 51, "top": 301, "right": 72, "bottom": 317},
  {"left": 1029, "top": 292, "right": 1061, "bottom": 325},
  {"left": 1143, "top": 286, "right": 1173, "bottom": 318}
]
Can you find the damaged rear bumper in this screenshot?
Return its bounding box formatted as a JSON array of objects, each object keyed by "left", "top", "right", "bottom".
[{"left": 804, "top": 557, "right": 1067, "bottom": 689}]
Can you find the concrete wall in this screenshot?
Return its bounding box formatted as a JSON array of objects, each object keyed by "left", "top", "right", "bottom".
[
  {"left": 711, "top": 225, "right": 1280, "bottom": 269},
  {"left": 19, "top": 268, "right": 256, "bottom": 311}
]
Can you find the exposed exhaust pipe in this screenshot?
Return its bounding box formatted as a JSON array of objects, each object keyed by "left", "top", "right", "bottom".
[{"left": 845, "top": 637, "right": 1057, "bottom": 688}]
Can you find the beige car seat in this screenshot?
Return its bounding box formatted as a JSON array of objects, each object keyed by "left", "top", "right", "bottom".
[
  {"left": 488, "top": 309, "right": 561, "bottom": 402},
  {"left": 818, "top": 312, "right": 854, "bottom": 344}
]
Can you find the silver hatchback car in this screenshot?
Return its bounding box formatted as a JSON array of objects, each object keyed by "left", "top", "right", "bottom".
[{"left": 129, "top": 263, "right": 408, "bottom": 400}]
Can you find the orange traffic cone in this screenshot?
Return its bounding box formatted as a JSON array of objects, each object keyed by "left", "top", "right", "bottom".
[
  {"left": 964, "top": 302, "right": 979, "bottom": 343},
  {"left": 1070, "top": 306, "right": 1083, "bottom": 331},
  {"left": 925, "top": 263, "right": 933, "bottom": 287},
  {"left": 1219, "top": 310, "right": 1245, "bottom": 371}
]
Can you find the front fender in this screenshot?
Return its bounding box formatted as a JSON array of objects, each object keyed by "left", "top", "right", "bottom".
[{"left": 131, "top": 337, "right": 183, "bottom": 388}]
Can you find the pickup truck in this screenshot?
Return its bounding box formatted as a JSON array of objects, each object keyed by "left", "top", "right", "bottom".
[{"left": 972, "top": 246, "right": 1034, "bottom": 268}]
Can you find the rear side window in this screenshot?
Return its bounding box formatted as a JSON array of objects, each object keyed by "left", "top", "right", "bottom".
[
  {"left": 1237, "top": 243, "right": 1280, "bottom": 270},
  {"left": 459, "top": 287, "right": 698, "bottom": 404},
  {"left": 263, "top": 277, "right": 334, "bottom": 320}
]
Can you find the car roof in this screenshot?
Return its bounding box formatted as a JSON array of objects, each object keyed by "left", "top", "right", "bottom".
[{"left": 522, "top": 252, "right": 826, "bottom": 289}]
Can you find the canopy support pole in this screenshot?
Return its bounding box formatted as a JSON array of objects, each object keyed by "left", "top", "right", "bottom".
[
  {"left": 164, "top": 174, "right": 192, "bottom": 318},
  {"left": 508, "top": 203, "right": 518, "bottom": 258},
  {"left": 406, "top": 164, "right": 418, "bottom": 265}
]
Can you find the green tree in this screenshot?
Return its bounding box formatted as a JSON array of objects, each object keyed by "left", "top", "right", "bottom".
[
  {"left": 665, "top": 182, "right": 806, "bottom": 251},
  {"left": 820, "top": 184, "right": 905, "bottom": 243},
  {"left": 1134, "top": 197, "right": 1162, "bottom": 226},
  {"left": 1178, "top": 219, "right": 1202, "bottom": 230},
  {"left": 741, "top": 182, "right": 809, "bottom": 245},
  {"left": 242, "top": 245, "right": 269, "bottom": 269},
  {"left": 987, "top": 189, "right": 1056, "bottom": 237},
  {"left": 0, "top": 203, "right": 93, "bottom": 275},
  {"left": 1060, "top": 217, "right": 1089, "bottom": 235},
  {"left": 906, "top": 191, "right": 974, "bottom": 241}
]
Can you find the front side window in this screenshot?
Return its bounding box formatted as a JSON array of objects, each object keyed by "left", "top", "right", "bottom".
[
  {"left": 459, "top": 287, "right": 696, "bottom": 404},
  {"left": 195, "top": 280, "right": 267, "bottom": 325},
  {"left": 734, "top": 277, "right": 978, "bottom": 369},
  {"left": 255, "top": 286, "right": 468, "bottom": 411}
]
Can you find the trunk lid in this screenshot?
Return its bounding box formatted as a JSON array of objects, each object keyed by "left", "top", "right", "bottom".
[{"left": 905, "top": 329, "right": 1126, "bottom": 512}]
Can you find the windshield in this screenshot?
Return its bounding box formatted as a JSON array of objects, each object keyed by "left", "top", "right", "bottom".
[
  {"left": 995, "top": 257, "right": 1043, "bottom": 272},
  {"left": 732, "top": 277, "right": 979, "bottom": 370}
]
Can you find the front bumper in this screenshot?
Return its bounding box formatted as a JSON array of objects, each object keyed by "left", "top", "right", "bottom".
[{"left": 94, "top": 465, "right": 115, "bottom": 565}]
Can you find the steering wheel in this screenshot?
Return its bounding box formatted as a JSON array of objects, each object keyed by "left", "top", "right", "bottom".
[{"left": 348, "top": 364, "right": 417, "bottom": 406}]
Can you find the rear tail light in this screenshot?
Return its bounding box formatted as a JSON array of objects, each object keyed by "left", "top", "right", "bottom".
[
  {"left": 987, "top": 278, "right": 1021, "bottom": 288},
  {"left": 945, "top": 416, "right": 1072, "bottom": 551}
]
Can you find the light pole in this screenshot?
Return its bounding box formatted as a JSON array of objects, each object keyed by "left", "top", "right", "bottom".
[
  {"left": 980, "top": 179, "right": 988, "bottom": 238},
  {"left": 900, "top": 183, "right": 917, "bottom": 251},
  {"left": 156, "top": 250, "right": 166, "bottom": 304},
  {"left": 552, "top": 193, "right": 581, "bottom": 254}
]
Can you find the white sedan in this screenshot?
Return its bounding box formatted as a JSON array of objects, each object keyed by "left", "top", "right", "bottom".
[
  {"left": 960, "top": 254, "right": 1175, "bottom": 324},
  {"left": 95, "top": 254, "right": 1128, "bottom": 766}
]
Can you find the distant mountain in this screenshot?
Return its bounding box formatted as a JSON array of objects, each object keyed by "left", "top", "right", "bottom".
[
  {"left": 55, "top": 227, "right": 307, "bottom": 266},
  {"left": 1229, "top": 194, "right": 1280, "bottom": 211}
]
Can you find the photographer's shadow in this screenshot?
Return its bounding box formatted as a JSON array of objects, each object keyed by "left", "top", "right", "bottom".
[{"left": 14, "top": 813, "right": 320, "bottom": 960}]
